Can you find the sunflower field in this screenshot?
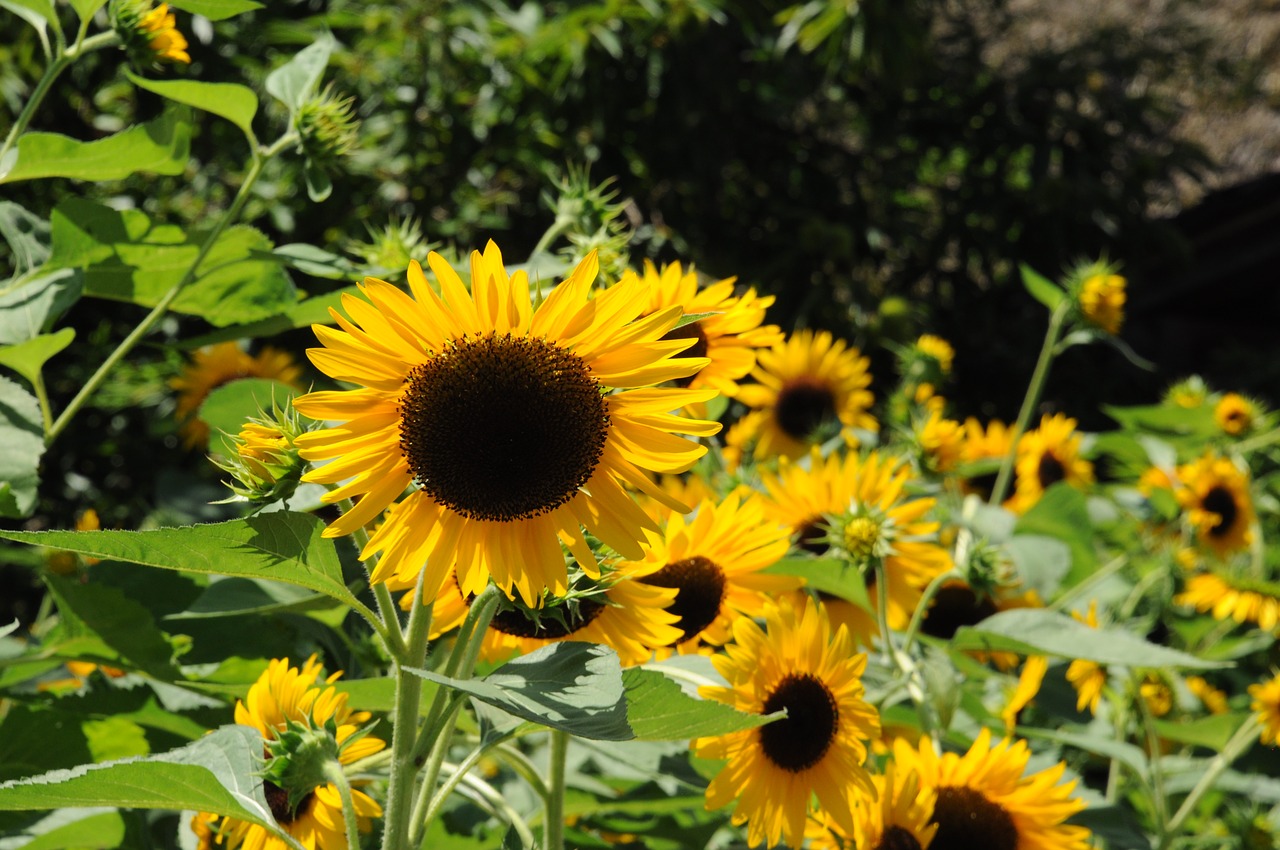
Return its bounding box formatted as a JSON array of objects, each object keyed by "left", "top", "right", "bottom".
[{"left": 2, "top": 2, "right": 1279, "bottom": 850}]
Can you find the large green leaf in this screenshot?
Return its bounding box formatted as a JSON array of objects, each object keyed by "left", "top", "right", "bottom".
[
  {"left": 48, "top": 199, "right": 297, "bottom": 327},
  {"left": 166, "top": 576, "right": 334, "bottom": 620},
  {"left": 0, "top": 512, "right": 360, "bottom": 609},
  {"left": 0, "top": 706, "right": 94, "bottom": 783},
  {"left": 1152, "top": 712, "right": 1250, "bottom": 751},
  {"left": 0, "top": 0, "right": 55, "bottom": 32},
  {"left": 0, "top": 725, "right": 272, "bottom": 827},
  {"left": 0, "top": 269, "right": 82, "bottom": 346},
  {"left": 0, "top": 106, "right": 192, "bottom": 184},
  {"left": 167, "top": 0, "right": 262, "bottom": 20},
  {"left": 0, "top": 375, "right": 44, "bottom": 519},
  {"left": 767, "top": 556, "right": 870, "bottom": 610},
  {"left": 265, "top": 36, "right": 334, "bottom": 114},
  {"left": 126, "top": 72, "right": 259, "bottom": 140},
  {"left": 44, "top": 575, "right": 181, "bottom": 679},
  {"left": 410, "top": 642, "right": 633, "bottom": 741},
  {"left": 182, "top": 285, "right": 359, "bottom": 349},
  {"left": 0, "top": 328, "right": 74, "bottom": 387},
  {"left": 952, "top": 608, "right": 1223, "bottom": 670},
  {"left": 622, "top": 669, "right": 773, "bottom": 741}
]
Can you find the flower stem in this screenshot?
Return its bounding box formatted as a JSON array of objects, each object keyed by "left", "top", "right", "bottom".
[
  {"left": 1157, "top": 716, "right": 1262, "bottom": 849},
  {"left": 900, "top": 568, "right": 960, "bottom": 654},
  {"left": 988, "top": 302, "right": 1070, "bottom": 507},
  {"left": 322, "top": 760, "right": 362, "bottom": 850},
  {"left": 544, "top": 728, "right": 570, "bottom": 850},
  {"left": 379, "top": 571, "right": 434, "bottom": 850}
]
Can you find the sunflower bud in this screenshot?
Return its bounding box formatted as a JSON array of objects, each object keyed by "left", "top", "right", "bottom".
[
  {"left": 1067, "top": 260, "right": 1126, "bottom": 335},
  {"left": 260, "top": 718, "right": 343, "bottom": 815},
  {"left": 296, "top": 85, "right": 359, "bottom": 168},
  {"left": 214, "top": 405, "right": 309, "bottom": 504},
  {"left": 346, "top": 216, "right": 430, "bottom": 277},
  {"left": 109, "top": 0, "right": 190, "bottom": 66}
]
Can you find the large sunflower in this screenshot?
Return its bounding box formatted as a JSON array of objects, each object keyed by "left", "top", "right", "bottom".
[
  {"left": 1175, "top": 454, "right": 1254, "bottom": 556},
  {"left": 629, "top": 260, "right": 783, "bottom": 396},
  {"left": 694, "top": 596, "right": 880, "bottom": 849},
  {"left": 1009, "top": 414, "right": 1093, "bottom": 514},
  {"left": 1175, "top": 572, "right": 1280, "bottom": 632},
  {"left": 292, "top": 244, "right": 720, "bottom": 607},
  {"left": 893, "top": 727, "right": 1092, "bottom": 850},
  {"left": 172, "top": 342, "right": 302, "bottom": 449},
  {"left": 193, "top": 657, "right": 384, "bottom": 850},
  {"left": 728, "top": 329, "right": 877, "bottom": 462},
  {"left": 623, "top": 488, "right": 796, "bottom": 652},
  {"left": 761, "top": 451, "right": 951, "bottom": 633}
]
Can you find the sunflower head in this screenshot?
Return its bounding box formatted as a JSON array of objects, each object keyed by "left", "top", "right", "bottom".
[
  {"left": 214, "top": 404, "right": 311, "bottom": 504},
  {"left": 1009, "top": 413, "right": 1093, "bottom": 514},
  {"left": 914, "top": 334, "right": 955, "bottom": 374},
  {"left": 110, "top": 0, "right": 190, "bottom": 65},
  {"left": 1164, "top": 375, "right": 1209, "bottom": 408},
  {"left": 915, "top": 409, "right": 965, "bottom": 474},
  {"left": 1214, "top": 392, "right": 1259, "bottom": 436},
  {"left": 1175, "top": 453, "right": 1255, "bottom": 556},
  {"left": 1075, "top": 272, "right": 1126, "bottom": 335},
  {"left": 296, "top": 84, "right": 360, "bottom": 168}
]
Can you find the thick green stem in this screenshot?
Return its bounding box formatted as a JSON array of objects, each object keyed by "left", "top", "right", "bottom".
[
  {"left": 530, "top": 216, "right": 573, "bottom": 258},
  {"left": 1157, "top": 716, "right": 1262, "bottom": 849},
  {"left": 46, "top": 150, "right": 267, "bottom": 446},
  {"left": 322, "top": 760, "right": 362, "bottom": 850},
  {"left": 379, "top": 572, "right": 434, "bottom": 850},
  {"left": 544, "top": 728, "right": 570, "bottom": 850},
  {"left": 989, "top": 303, "right": 1070, "bottom": 506}
]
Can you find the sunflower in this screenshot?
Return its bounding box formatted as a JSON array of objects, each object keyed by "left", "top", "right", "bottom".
[
  {"left": 1249, "top": 671, "right": 1280, "bottom": 745},
  {"left": 139, "top": 2, "right": 190, "bottom": 63},
  {"left": 628, "top": 260, "right": 783, "bottom": 396},
  {"left": 761, "top": 451, "right": 951, "bottom": 633},
  {"left": 1077, "top": 272, "right": 1126, "bottom": 335},
  {"left": 1186, "top": 676, "right": 1229, "bottom": 715},
  {"left": 893, "top": 727, "right": 1092, "bottom": 850},
  {"left": 193, "top": 656, "right": 384, "bottom": 850},
  {"left": 1001, "top": 655, "right": 1049, "bottom": 734},
  {"left": 112, "top": 0, "right": 190, "bottom": 65},
  {"left": 728, "top": 329, "right": 877, "bottom": 461},
  {"left": 959, "top": 418, "right": 1015, "bottom": 500},
  {"left": 1175, "top": 572, "right": 1280, "bottom": 632},
  {"left": 916, "top": 409, "right": 965, "bottom": 474},
  {"left": 1009, "top": 414, "right": 1094, "bottom": 514},
  {"left": 915, "top": 335, "right": 955, "bottom": 375},
  {"left": 1214, "top": 393, "right": 1257, "bottom": 436},
  {"left": 694, "top": 596, "right": 880, "bottom": 849},
  {"left": 623, "top": 488, "right": 796, "bottom": 652},
  {"left": 1175, "top": 454, "right": 1254, "bottom": 556},
  {"left": 1065, "top": 601, "right": 1107, "bottom": 715},
  {"left": 293, "top": 244, "right": 720, "bottom": 608},
  {"left": 172, "top": 343, "right": 303, "bottom": 449},
  {"left": 809, "top": 763, "right": 938, "bottom": 850}
]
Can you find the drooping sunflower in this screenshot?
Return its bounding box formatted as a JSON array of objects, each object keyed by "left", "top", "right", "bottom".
[
  {"left": 1009, "top": 414, "right": 1094, "bottom": 514},
  {"left": 1175, "top": 572, "right": 1280, "bottom": 632},
  {"left": 193, "top": 656, "right": 385, "bottom": 850},
  {"left": 1175, "top": 454, "right": 1254, "bottom": 556},
  {"left": 893, "top": 727, "right": 1093, "bottom": 850},
  {"left": 1249, "top": 671, "right": 1280, "bottom": 745},
  {"left": 809, "top": 763, "right": 938, "bottom": 850},
  {"left": 623, "top": 488, "right": 796, "bottom": 652},
  {"left": 628, "top": 260, "right": 783, "bottom": 397},
  {"left": 172, "top": 342, "right": 303, "bottom": 449},
  {"left": 1065, "top": 601, "right": 1107, "bottom": 715},
  {"left": 694, "top": 596, "right": 880, "bottom": 849},
  {"left": 728, "top": 329, "right": 877, "bottom": 462},
  {"left": 1214, "top": 392, "right": 1257, "bottom": 436},
  {"left": 761, "top": 451, "right": 951, "bottom": 633},
  {"left": 293, "top": 244, "right": 720, "bottom": 607}
]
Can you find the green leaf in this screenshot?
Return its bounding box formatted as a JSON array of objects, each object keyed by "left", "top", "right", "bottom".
[
  {"left": 1013, "top": 484, "right": 1097, "bottom": 584},
  {"left": 67, "top": 0, "right": 106, "bottom": 20},
  {"left": 265, "top": 35, "right": 335, "bottom": 115},
  {"left": 767, "top": 556, "right": 870, "bottom": 610},
  {"left": 1019, "top": 263, "right": 1065, "bottom": 310},
  {"left": 181, "top": 286, "right": 358, "bottom": 348},
  {"left": 1103, "top": 403, "right": 1217, "bottom": 437},
  {"left": 166, "top": 576, "right": 334, "bottom": 620},
  {"left": 0, "top": 106, "right": 192, "bottom": 184},
  {"left": 0, "top": 0, "right": 55, "bottom": 31},
  {"left": 0, "top": 269, "right": 82, "bottom": 346},
  {"left": 0, "top": 706, "right": 94, "bottom": 783},
  {"left": 0, "top": 725, "right": 273, "bottom": 826},
  {"left": 952, "top": 609, "right": 1224, "bottom": 669},
  {"left": 0, "top": 512, "right": 361, "bottom": 609},
  {"left": 1151, "top": 712, "right": 1250, "bottom": 751},
  {"left": 1022, "top": 728, "right": 1148, "bottom": 781},
  {"left": 44, "top": 574, "right": 181, "bottom": 679},
  {"left": 1002, "top": 534, "right": 1071, "bottom": 601},
  {"left": 303, "top": 160, "right": 332, "bottom": 203},
  {"left": 126, "top": 72, "right": 259, "bottom": 140},
  {"left": 166, "top": 0, "right": 263, "bottom": 20},
  {"left": 0, "top": 328, "right": 74, "bottom": 387},
  {"left": 0, "top": 375, "right": 44, "bottom": 519},
  {"left": 0, "top": 809, "right": 128, "bottom": 850},
  {"left": 409, "top": 642, "right": 633, "bottom": 741},
  {"left": 622, "top": 669, "right": 773, "bottom": 740},
  {"left": 48, "top": 199, "right": 297, "bottom": 327},
  {"left": 0, "top": 202, "right": 51, "bottom": 276},
  {"left": 199, "top": 378, "right": 298, "bottom": 458}
]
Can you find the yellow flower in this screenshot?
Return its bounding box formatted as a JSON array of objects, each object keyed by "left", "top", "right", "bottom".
[
  {"left": 1165, "top": 376, "right": 1207, "bottom": 409},
  {"left": 1175, "top": 454, "right": 1254, "bottom": 556},
  {"left": 1009, "top": 414, "right": 1094, "bottom": 514},
  {"left": 630, "top": 260, "right": 783, "bottom": 397},
  {"left": 1065, "top": 602, "right": 1107, "bottom": 715},
  {"left": 893, "top": 727, "right": 1093, "bottom": 850},
  {"left": 915, "top": 334, "right": 955, "bottom": 374},
  {"left": 1141, "top": 674, "right": 1173, "bottom": 717},
  {"left": 1186, "top": 676, "right": 1229, "bottom": 715},
  {"left": 1002, "top": 655, "right": 1049, "bottom": 734},
  {"left": 1176, "top": 572, "right": 1280, "bottom": 632},
  {"left": 808, "top": 763, "right": 938, "bottom": 850},
  {"left": 1214, "top": 393, "right": 1257, "bottom": 436},
  {"left": 729, "top": 329, "right": 876, "bottom": 461},
  {"left": 958, "top": 418, "right": 1015, "bottom": 500},
  {"left": 694, "top": 596, "right": 880, "bottom": 849},
  {"left": 194, "top": 657, "right": 384, "bottom": 850},
  {"left": 1249, "top": 671, "right": 1280, "bottom": 745},
  {"left": 139, "top": 3, "right": 190, "bottom": 63},
  {"left": 1078, "top": 273, "right": 1126, "bottom": 334},
  {"left": 916, "top": 409, "right": 965, "bottom": 474},
  {"left": 171, "top": 343, "right": 303, "bottom": 450},
  {"left": 293, "top": 244, "right": 720, "bottom": 607}
]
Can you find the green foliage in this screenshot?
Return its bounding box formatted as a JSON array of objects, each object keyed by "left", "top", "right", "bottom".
[{"left": 0, "top": 106, "right": 193, "bottom": 184}]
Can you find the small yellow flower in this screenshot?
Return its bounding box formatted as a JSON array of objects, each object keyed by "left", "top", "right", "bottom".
[
  {"left": 1066, "top": 601, "right": 1107, "bottom": 714},
  {"left": 1078, "top": 273, "right": 1126, "bottom": 334},
  {"left": 1249, "top": 671, "right": 1280, "bottom": 745},
  {"left": 139, "top": 3, "right": 190, "bottom": 63},
  {"left": 915, "top": 334, "right": 955, "bottom": 374},
  {"left": 45, "top": 509, "right": 101, "bottom": 575},
  {"left": 1187, "top": 676, "right": 1229, "bottom": 715},
  {"left": 1214, "top": 393, "right": 1257, "bottom": 436},
  {"left": 1141, "top": 674, "right": 1173, "bottom": 717},
  {"left": 916, "top": 409, "right": 965, "bottom": 474}
]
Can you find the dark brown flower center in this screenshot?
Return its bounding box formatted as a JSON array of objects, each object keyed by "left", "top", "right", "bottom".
[
  {"left": 758, "top": 673, "right": 839, "bottom": 772},
  {"left": 264, "top": 780, "right": 311, "bottom": 825},
  {"left": 920, "top": 584, "right": 997, "bottom": 640},
  {"left": 929, "top": 786, "right": 1017, "bottom": 850},
  {"left": 876, "top": 825, "right": 924, "bottom": 850},
  {"left": 488, "top": 598, "right": 606, "bottom": 639},
  {"left": 640, "top": 555, "right": 726, "bottom": 643},
  {"left": 1037, "top": 452, "right": 1066, "bottom": 490},
  {"left": 774, "top": 379, "right": 837, "bottom": 440},
  {"left": 1202, "top": 485, "right": 1238, "bottom": 537},
  {"left": 796, "top": 518, "right": 829, "bottom": 554},
  {"left": 661, "top": 321, "right": 709, "bottom": 387},
  {"left": 399, "top": 333, "right": 609, "bottom": 522}
]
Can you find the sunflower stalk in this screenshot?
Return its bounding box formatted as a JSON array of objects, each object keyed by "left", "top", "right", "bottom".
[
  {"left": 989, "top": 301, "right": 1071, "bottom": 506},
  {"left": 321, "top": 759, "right": 361, "bottom": 850},
  {"left": 545, "top": 728, "right": 570, "bottom": 850},
  {"left": 1157, "top": 716, "right": 1263, "bottom": 850}
]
